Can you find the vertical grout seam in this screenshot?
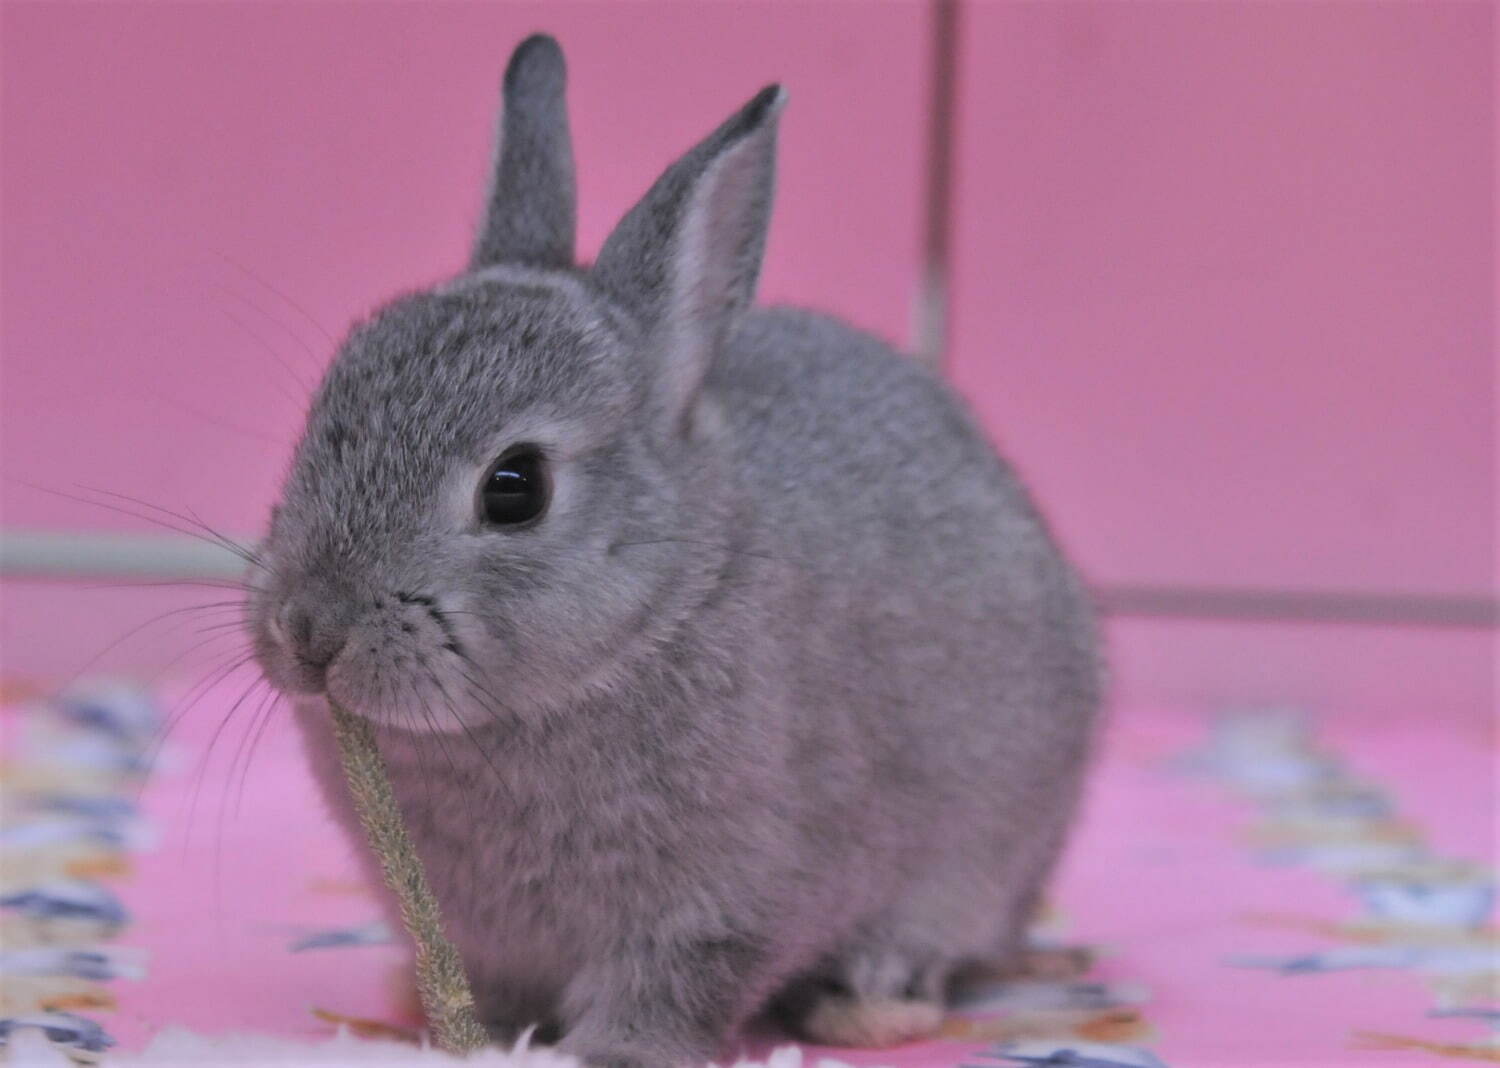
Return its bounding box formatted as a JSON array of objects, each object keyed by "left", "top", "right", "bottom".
[{"left": 914, "top": 0, "right": 960, "bottom": 367}]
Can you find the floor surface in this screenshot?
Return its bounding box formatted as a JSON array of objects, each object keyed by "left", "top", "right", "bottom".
[{"left": 1, "top": 673, "right": 1493, "bottom": 1065}]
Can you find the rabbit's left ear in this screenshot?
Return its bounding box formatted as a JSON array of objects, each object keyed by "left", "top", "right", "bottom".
[
  {"left": 593, "top": 85, "right": 785, "bottom": 428},
  {"left": 471, "top": 34, "right": 576, "bottom": 270}
]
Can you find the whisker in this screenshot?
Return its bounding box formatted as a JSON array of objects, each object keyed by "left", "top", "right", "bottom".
[
  {"left": 396, "top": 675, "right": 440, "bottom": 824},
  {"left": 206, "top": 674, "right": 272, "bottom": 932},
  {"left": 222, "top": 674, "right": 272, "bottom": 816},
  {"left": 219, "top": 674, "right": 275, "bottom": 829},
  {"left": 413, "top": 684, "right": 462, "bottom": 783},
  {"left": 423, "top": 675, "right": 501, "bottom": 912},
  {"left": 20, "top": 481, "right": 267, "bottom": 572},
  {"left": 233, "top": 685, "right": 284, "bottom": 818},
  {"left": 186, "top": 670, "right": 267, "bottom": 848},
  {"left": 451, "top": 664, "right": 515, "bottom": 732},
  {"left": 134, "top": 649, "right": 257, "bottom": 798},
  {"left": 420, "top": 675, "right": 477, "bottom": 834},
  {"left": 141, "top": 386, "right": 287, "bottom": 446},
  {"left": 20, "top": 482, "right": 252, "bottom": 562},
  {"left": 450, "top": 650, "right": 509, "bottom": 715},
  {"left": 209, "top": 276, "right": 327, "bottom": 374},
  {"left": 81, "top": 578, "right": 257, "bottom": 594},
  {"left": 138, "top": 630, "right": 253, "bottom": 701},
  {"left": 59, "top": 599, "right": 249, "bottom": 689},
  {"left": 219, "top": 305, "right": 315, "bottom": 403},
  {"left": 73, "top": 484, "right": 267, "bottom": 571},
  {"left": 211, "top": 249, "right": 340, "bottom": 347},
  {"left": 442, "top": 679, "right": 541, "bottom": 856},
  {"left": 407, "top": 676, "right": 479, "bottom": 842},
  {"left": 190, "top": 614, "right": 257, "bottom": 634},
  {"left": 211, "top": 675, "right": 272, "bottom": 890}
]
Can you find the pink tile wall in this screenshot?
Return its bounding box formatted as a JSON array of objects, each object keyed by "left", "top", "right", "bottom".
[
  {"left": 947, "top": 1, "right": 1494, "bottom": 597},
  {"left": 1106, "top": 615, "right": 1495, "bottom": 723},
  {"left": 0, "top": 582, "right": 228, "bottom": 683},
  {"left": 3, "top": 2, "right": 1494, "bottom": 717},
  {"left": 1, "top": 0, "right": 929, "bottom": 537}
]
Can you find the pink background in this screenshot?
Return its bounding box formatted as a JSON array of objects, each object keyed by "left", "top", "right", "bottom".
[
  {"left": 1, "top": 0, "right": 926, "bottom": 537},
  {"left": 949, "top": 0, "right": 1494, "bottom": 597},
  {"left": 2, "top": 0, "right": 1495, "bottom": 717}
]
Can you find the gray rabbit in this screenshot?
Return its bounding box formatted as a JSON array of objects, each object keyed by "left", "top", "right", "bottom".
[{"left": 251, "top": 34, "right": 1100, "bottom": 1068}]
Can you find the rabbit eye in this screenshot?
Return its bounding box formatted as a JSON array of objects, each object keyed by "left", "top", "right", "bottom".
[{"left": 480, "top": 447, "right": 548, "bottom": 527}]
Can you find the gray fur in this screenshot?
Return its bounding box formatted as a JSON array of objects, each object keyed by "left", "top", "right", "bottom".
[
  {"left": 251, "top": 34, "right": 1100, "bottom": 1068},
  {"left": 471, "top": 34, "right": 576, "bottom": 270}
]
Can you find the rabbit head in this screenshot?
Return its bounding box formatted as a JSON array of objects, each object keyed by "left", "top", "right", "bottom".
[{"left": 251, "top": 35, "right": 785, "bottom": 732}]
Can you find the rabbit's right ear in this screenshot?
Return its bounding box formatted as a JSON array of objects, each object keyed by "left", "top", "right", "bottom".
[
  {"left": 470, "top": 34, "right": 576, "bottom": 270},
  {"left": 592, "top": 86, "right": 785, "bottom": 430}
]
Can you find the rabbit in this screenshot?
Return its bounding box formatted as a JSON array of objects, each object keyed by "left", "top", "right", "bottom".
[{"left": 250, "top": 32, "right": 1101, "bottom": 1068}]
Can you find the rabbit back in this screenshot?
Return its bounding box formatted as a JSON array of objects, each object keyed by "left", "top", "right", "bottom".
[{"left": 703, "top": 306, "right": 1101, "bottom": 991}]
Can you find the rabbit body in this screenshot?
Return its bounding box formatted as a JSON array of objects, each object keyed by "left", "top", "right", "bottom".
[{"left": 259, "top": 35, "right": 1099, "bottom": 1068}]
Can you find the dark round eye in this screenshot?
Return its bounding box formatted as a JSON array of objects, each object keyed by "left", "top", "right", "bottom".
[{"left": 480, "top": 447, "right": 548, "bottom": 527}]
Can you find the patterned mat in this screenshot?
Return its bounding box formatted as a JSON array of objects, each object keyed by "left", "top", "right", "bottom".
[{"left": 0, "top": 675, "right": 1493, "bottom": 1065}]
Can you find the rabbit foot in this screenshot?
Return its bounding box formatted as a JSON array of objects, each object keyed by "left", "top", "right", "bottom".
[
  {"left": 800, "top": 995, "right": 943, "bottom": 1048},
  {"left": 1011, "top": 944, "right": 1094, "bottom": 981}
]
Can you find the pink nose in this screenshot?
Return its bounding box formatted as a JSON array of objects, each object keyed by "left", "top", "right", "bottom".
[{"left": 277, "top": 601, "right": 348, "bottom": 674}]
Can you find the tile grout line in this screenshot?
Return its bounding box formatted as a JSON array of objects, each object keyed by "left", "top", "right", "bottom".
[
  {"left": 913, "top": 0, "right": 960, "bottom": 368},
  {"left": 3, "top": 529, "right": 1497, "bottom": 628}
]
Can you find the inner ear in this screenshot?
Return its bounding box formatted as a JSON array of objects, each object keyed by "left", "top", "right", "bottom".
[{"left": 591, "top": 86, "right": 785, "bottom": 430}]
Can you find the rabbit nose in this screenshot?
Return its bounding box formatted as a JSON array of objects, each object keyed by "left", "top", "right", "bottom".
[{"left": 278, "top": 601, "right": 348, "bottom": 675}]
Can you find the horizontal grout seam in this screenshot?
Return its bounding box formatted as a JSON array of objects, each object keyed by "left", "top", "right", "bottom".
[{"left": 2, "top": 530, "right": 1494, "bottom": 628}]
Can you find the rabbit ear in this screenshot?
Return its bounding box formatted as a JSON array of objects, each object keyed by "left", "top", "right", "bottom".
[
  {"left": 592, "top": 85, "right": 785, "bottom": 425},
  {"left": 471, "top": 34, "right": 576, "bottom": 270}
]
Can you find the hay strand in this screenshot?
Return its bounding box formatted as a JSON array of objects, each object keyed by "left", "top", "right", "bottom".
[{"left": 328, "top": 698, "right": 488, "bottom": 1055}]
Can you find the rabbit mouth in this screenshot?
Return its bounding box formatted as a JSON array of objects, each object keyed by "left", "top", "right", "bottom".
[
  {"left": 316, "top": 639, "right": 496, "bottom": 735},
  {"left": 255, "top": 586, "right": 499, "bottom": 734},
  {"left": 321, "top": 656, "right": 474, "bottom": 734}
]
